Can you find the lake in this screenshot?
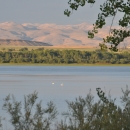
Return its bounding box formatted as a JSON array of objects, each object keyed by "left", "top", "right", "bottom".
[{"left": 0, "top": 66, "right": 130, "bottom": 129}]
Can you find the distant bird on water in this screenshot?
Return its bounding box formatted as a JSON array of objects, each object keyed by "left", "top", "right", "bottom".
[{"left": 60, "top": 83, "right": 63, "bottom": 86}]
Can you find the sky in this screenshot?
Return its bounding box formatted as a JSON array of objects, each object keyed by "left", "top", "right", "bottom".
[{"left": 0, "top": 0, "right": 109, "bottom": 25}]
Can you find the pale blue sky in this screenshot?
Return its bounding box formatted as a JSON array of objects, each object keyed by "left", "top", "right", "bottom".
[{"left": 0, "top": 0, "right": 119, "bottom": 25}]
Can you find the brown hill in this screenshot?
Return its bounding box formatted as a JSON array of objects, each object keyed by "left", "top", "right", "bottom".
[
  {"left": 0, "top": 22, "right": 129, "bottom": 48},
  {"left": 0, "top": 39, "right": 52, "bottom": 46}
]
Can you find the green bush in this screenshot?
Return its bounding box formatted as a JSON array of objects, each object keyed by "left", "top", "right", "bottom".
[
  {"left": 19, "top": 47, "right": 28, "bottom": 51},
  {"left": 2, "top": 92, "right": 57, "bottom": 130},
  {"left": 0, "top": 87, "right": 130, "bottom": 130},
  {"left": 56, "top": 87, "right": 130, "bottom": 130}
]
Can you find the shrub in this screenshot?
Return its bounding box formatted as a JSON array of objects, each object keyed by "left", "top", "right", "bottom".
[
  {"left": 2, "top": 91, "right": 57, "bottom": 130},
  {"left": 1, "top": 87, "right": 130, "bottom": 130}
]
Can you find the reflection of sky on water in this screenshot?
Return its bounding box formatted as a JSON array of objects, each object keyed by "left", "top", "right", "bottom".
[
  {"left": 0, "top": 66, "right": 130, "bottom": 75},
  {"left": 0, "top": 66, "right": 130, "bottom": 129}
]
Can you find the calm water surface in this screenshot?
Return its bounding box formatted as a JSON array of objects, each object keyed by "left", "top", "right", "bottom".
[
  {"left": 0, "top": 66, "right": 130, "bottom": 128},
  {"left": 0, "top": 66, "right": 130, "bottom": 102}
]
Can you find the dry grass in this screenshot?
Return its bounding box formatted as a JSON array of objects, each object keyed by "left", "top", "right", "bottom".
[
  {"left": 1, "top": 45, "right": 130, "bottom": 52},
  {"left": 0, "top": 45, "right": 98, "bottom": 51}
]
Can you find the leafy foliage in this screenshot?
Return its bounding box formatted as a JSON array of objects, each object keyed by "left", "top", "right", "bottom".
[
  {"left": 19, "top": 47, "right": 28, "bottom": 51},
  {"left": 0, "top": 87, "right": 130, "bottom": 129},
  {"left": 3, "top": 92, "right": 57, "bottom": 130},
  {"left": 65, "top": 0, "right": 130, "bottom": 51},
  {"left": 0, "top": 117, "right": 2, "bottom": 130},
  {"left": 0, "top": 49, "right": 130, "bottom": 64},
  {"left": 57, "top": 87, "right": 130, "bottom": 130}
]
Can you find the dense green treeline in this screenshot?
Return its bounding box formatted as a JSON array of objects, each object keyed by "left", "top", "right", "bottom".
[{"left": 0, "top": 48, "right": 130, "bottom": 64}]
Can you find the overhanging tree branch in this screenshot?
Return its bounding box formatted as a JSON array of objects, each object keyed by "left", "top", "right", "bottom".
[{"left": 65, "top": 0, "right": 130, "bottom": 51}]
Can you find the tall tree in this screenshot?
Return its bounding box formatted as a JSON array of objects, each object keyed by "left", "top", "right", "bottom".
[{"left": 64, "top": 0, "right": 130, "bottom": 51}]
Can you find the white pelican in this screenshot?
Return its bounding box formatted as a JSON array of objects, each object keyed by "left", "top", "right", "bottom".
[{"left": 60, "top": 83, "right": 63, "bottom": 86}]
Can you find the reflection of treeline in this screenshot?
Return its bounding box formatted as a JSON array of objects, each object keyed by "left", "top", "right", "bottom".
[
  {"left": 0, "top": 87, "right": 130, "bottom": 130},
  {"left": 0, "top": 47, "right": 130, "bottom": 64}
]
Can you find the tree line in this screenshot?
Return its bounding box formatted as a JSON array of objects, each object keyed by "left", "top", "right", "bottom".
[
  {"left": 0, "top": 48, "right": 130, "bottom": 64},
  {"left": 0, "top": 87, "right": 130, "bottom": 130}
]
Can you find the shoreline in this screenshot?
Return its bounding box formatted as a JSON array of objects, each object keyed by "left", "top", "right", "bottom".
[{"left": 0, "top": 63, "right": 130, "bottom": 66}]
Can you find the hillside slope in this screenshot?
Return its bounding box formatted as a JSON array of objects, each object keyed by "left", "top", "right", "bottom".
[
  {"left": 0, "top": 39, "right": 52, "bottom": 46},
  {"left": 0, "top": 22, "right": 129, "bottom": 47}
]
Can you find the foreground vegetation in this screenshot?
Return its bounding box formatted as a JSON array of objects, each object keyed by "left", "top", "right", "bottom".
[
  {"left": 0, "top": 47, "right": 130, "bottom": 64},
  {"left": 0, "top": 87, "right": 130, "bottom": 130}
]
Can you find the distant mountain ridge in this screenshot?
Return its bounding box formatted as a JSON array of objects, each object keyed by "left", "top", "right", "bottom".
[
  {"left": 0, "top": 39, "right": 52, "bottom": 46},
  {"left": 0, "top": 22, "right": 129, "bottom": 47}
]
